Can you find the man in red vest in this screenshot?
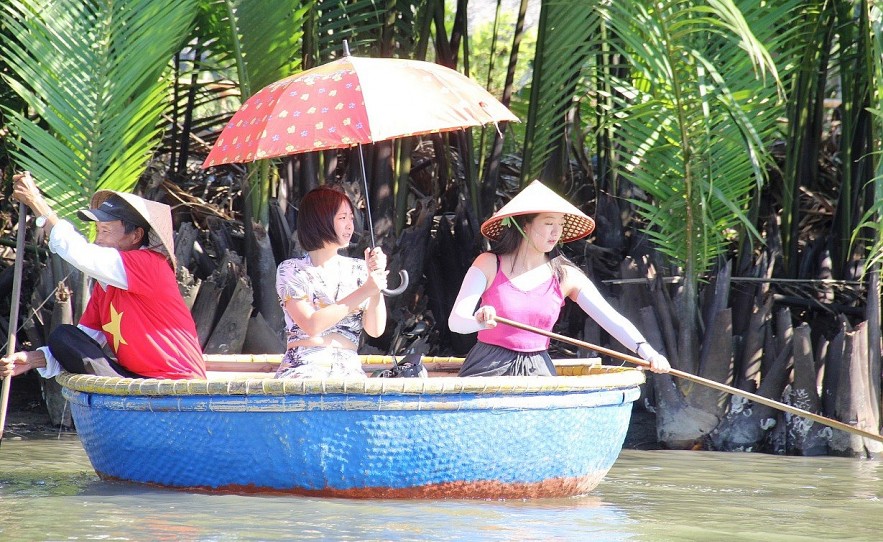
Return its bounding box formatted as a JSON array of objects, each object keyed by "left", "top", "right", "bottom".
[{"left": 0, "top": 172, "right": 206, "bottom": 380}]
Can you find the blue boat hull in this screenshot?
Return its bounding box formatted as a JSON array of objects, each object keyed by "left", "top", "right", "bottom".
[{"left": 60, "top": 369, "right": 643, "bottom": 499}]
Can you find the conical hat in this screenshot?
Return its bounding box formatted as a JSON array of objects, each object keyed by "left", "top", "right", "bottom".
[
  {"left": 480, "top": 180, "right": 595, "bottom": 243},
  {"left": 87, "top": 190, "right": 177, "bottom": 269}
]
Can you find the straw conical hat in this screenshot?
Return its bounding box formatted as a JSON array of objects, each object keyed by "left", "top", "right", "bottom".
[
  {"left": 480, "top": 180, "right": 595, "bottom": 243},
  {"left": 87, "top": 190, "right": 177, "bottom": 269}
]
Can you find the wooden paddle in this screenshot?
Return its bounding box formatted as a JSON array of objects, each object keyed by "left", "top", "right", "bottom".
[
  {"left": 0, "top": 202, "right": 28, "bottom": 443},
  {"left": 493, "top": 315, "right": 883, "bottom": 444}
]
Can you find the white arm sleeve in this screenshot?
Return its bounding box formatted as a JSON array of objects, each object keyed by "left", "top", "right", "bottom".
[
  {"left": 48, "top": 220, "right": 128, "bottom": 289},
  {"left": 34, "top": 346, "right": 62, "bottom": 379},
  {"left": 35, "top": 324, "right": 107, "bottom": 379},
  {"left": 576, "top": 280, "right": 660, "bottom": 359},
  {"left": 78, "top": 324, "right": 107, "bottom": 346},
  {"left": 448, "top": 266, "right": 489, "bottom": 334}
]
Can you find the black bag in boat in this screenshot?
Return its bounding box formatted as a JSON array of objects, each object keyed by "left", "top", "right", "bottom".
[{"left": 373, "top": 352, "right": 428, "bottom": 378}]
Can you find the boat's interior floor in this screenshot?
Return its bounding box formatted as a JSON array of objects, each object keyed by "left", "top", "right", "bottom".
[{"left": 204, "top": 357, "right": 603, "bottom": 380}]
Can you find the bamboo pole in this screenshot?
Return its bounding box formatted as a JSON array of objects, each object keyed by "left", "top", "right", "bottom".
[
  {"left": 0, "top": 202, "right": 28, "bottom": 443},
  {"left": 494, "top": 316, "right": 883, "bottom": 444}
]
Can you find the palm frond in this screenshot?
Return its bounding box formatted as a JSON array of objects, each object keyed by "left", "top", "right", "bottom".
[
  {"left": 763, "top": 0, "right": 838, "bottom": 271},
  {"left": 236, "top": 1, "right": 310, "bottom": 92},
  {"left": 853, "top": 5, "right": 883, "bottom": 275},
  {"left": 196, "top": 0, "right": 311, "bottom": 223},
  {"left": 314, "top": 0, "right": 387, "bottom": 60},
  {"left": 595, "top": 0, "right": 781, "bottom": 279},
  {"left": 205, "top": 0, "right": 309, "bottom": 98},
  {"left": 521, "top": 1, "right": 600, "bottom": 185},
  {"left": 1, "top": 0, "right": 198, "bottom": 219}
]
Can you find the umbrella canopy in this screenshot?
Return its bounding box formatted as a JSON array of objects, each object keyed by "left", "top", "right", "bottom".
[{"left": 202, "top": 55, "right": 518, "bottom": 168}]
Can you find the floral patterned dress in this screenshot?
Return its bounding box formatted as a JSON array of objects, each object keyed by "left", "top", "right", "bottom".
[{"left": 274, "top": 254, "right": 369, "bottom": 379}]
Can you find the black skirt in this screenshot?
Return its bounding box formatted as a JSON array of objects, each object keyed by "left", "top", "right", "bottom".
[{"left": 458, "top": 341, "right": 557, "bottom": 377}]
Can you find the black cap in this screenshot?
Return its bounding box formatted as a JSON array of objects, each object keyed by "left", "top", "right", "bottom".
[{"left": 78, "top": 194, "right": 151, "bottom": 231}]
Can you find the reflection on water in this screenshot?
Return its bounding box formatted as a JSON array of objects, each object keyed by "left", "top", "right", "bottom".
[{"left": 1, "top": 436, "right": 880, "bottom": 541}]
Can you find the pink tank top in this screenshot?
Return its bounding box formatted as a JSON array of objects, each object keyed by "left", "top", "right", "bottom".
[{"left": 477, "top": 257, "right": 566, "bottom": 352}]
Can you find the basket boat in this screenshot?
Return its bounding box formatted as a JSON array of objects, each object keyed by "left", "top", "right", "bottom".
[{"left": 58, "top": 355, "right": 644, "bottom": 499}]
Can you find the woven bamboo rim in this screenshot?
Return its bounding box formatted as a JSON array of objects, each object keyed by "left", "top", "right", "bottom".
[{"left": 57, "top": 365, "right": 644, "bottom": 397}]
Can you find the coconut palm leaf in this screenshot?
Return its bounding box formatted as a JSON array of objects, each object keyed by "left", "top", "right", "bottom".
[
  {"left": 853, "top": 4, "right": 883, "bottom": 274},
  {"left": 717, "top": 0, "right": 812, "bottom": 278},
  {"left": 777, "top": 1, "right": 837, "bottom": 274},
  {"left": 211, "top": 0, "right": 309, "bottom": 96},
  {"left": 0, "top": 19, "right": 25, "bottom": 170},
  {"left": 520, "top": 1, "right": 599, "bottom": 186},
  {"left": 1, "top": 0, "right": 198, "bottom": 220},
  {"left": 588, "top": 0, "right": 783, "bottom": 366},
  {"left": 311, "top": 0, "right": 389, "bottom": 60},
  {"left": 190, "top": 0, "right": 309, "bottom": 128},
  {"left": 598, "top": 0, "right": 777, "bottom": 266},
  {"left": 832, "top": 0, "right": 875, "bottom": 277}
]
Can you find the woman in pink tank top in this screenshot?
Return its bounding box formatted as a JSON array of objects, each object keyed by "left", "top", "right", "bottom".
[{"left": 448, "top": 180, "right": 671, "bottom": 377}]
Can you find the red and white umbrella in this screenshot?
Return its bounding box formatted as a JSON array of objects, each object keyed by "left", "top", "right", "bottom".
[
  {"left": 203, "top": 48, "right": 518, "bottom": 294},
  {"left": 202, "top": 53, "right": 517, "bottom": 167}
]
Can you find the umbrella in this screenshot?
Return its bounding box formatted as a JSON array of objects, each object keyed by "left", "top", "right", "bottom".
[{"left": 202, "top": 42, "right": 519, "bottom": 293}]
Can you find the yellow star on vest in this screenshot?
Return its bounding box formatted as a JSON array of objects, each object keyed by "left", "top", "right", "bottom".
[{"left": 102, "top": 303, "right": 128, "bottom": 351}]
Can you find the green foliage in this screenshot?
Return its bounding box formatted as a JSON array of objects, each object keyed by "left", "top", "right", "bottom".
[
  {"left": 311, "top": 0, "right": 391, "bottom": 60},
  {"left": 1, "top": 0, "right": 198, "bottom": 219},
  {"left": 853, "top": 3, "right": 883, "bottom": 275},
  {"left": 733, "top": 0, "right": 817, "bottom": 269},
  {"left": 217, "top": 0, "right": 309, "bottom": 95},
  {"left": 468, "top": 8, "right": 536, "bottom": 152},
  {"left": 469, "top": 10, "right": 536, "bottom": 98},
  {"left": 198, "top": 0, "right": 311, "bottom": 223},
  {"left": 593, "top": 0, "right": 780, "bottom": 278},
  {"left": 521, "top": 1, "right": 599, "bottom": 185},
  {"left": 191, "top": 0, "right": 309, "bottom": 120}
]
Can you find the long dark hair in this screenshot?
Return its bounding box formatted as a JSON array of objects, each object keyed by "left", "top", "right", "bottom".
[
  {"left": 296, "top": 186, "right": 355, "bottom": 251},
  {"left": 489, "top": 213, "right": 576, "bottom": 280}
]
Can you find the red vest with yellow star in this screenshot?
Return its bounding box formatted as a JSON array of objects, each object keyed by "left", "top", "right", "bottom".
[{"left": 79, "top": 249, "right": 206, "bottom": 379}]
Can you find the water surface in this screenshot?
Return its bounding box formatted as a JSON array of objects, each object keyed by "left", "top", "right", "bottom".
[{"left": 1, "top": 436, "right": 880, "bottom": 541}]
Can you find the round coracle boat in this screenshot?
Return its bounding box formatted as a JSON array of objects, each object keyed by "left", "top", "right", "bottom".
[{"left": 58, "top": 355, "right": 644, "bottom": 499}]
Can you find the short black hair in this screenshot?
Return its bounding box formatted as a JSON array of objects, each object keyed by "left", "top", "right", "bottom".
[
  {"left": 121, "top": 221, "right": 151, "bottom": 247},
  {"left": 296, "top": 187, "right": 355, "bottom": 251}
]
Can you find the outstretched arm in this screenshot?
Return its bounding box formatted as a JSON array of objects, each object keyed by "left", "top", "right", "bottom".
[
  {"left": 567, "top": 268, "right": 670, "bottom": 373},
  {"left": 0, "top": 325, "right": 105, "bottom": 378}
]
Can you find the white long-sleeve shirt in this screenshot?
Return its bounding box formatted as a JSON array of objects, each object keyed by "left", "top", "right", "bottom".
[{"left": 35, "top": 219, "right": 130, "bottom": 378}]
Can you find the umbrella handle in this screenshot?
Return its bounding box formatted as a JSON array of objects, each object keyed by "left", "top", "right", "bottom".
[{"left": 382, "top": 270, "right": 409, "bottom": 297}]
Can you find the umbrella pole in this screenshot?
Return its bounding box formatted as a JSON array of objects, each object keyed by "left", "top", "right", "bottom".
[
  {"left": 0, "top": 202, "right": 28, "bottom": 444},
  {"left": 356, "top": 144, "right": 377, "bottom": 249},
  {"left": 356, "top": 144, "right": 408, "bottom": 296}
]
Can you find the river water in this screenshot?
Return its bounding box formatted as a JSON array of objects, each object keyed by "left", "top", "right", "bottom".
[{"left": 1, "top": 435, "right": 880, "bottom": 541}]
